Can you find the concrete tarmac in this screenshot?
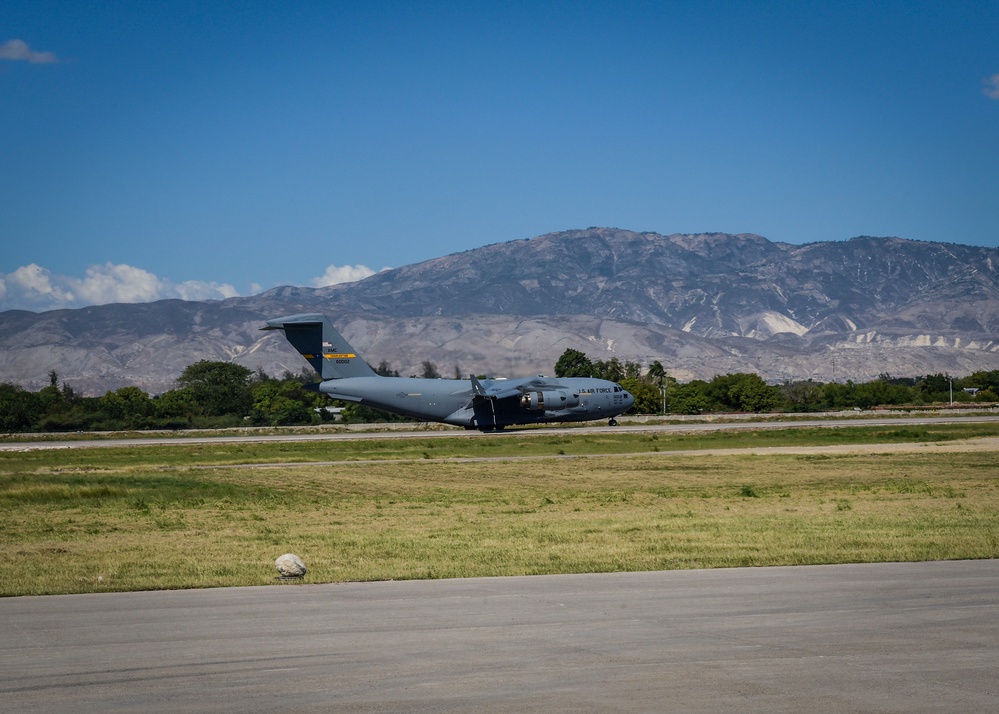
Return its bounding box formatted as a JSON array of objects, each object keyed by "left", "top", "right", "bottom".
[
  {"left": 4, "top": 414, "right": 999, "bottom": 451},
  {"left": 2, "top": 560, "right": 997, "bottom": 712}
]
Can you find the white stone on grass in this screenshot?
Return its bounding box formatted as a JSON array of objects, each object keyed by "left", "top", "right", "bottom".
[{"left": 275, "top": 553, "right": 306, "bottom": 578}]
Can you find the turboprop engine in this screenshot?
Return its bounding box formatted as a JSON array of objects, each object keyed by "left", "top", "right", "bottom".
[{"left": 520, "top": 389, "right": 580, "bottom": 411}]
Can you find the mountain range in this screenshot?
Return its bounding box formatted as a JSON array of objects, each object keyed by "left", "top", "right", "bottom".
[{"left": 2, "top": 228, "right": 998, "bottom": 395}]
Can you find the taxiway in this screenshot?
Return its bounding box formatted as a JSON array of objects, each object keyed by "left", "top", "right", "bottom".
[{"left": 2, "top": 560, "right": 997, "bottom": 712}]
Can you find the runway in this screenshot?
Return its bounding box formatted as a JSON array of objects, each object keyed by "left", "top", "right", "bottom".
[
  {"left": 3, "top": 560, "right": 997, "bottom": 712},
  {"left": 3, "top": 413, "right": 999, "bottom": 451}
]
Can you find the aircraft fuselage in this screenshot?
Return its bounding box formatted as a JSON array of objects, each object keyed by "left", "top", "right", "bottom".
[{"left": 320, "top": 375, "right": 632, "bottom": 429}]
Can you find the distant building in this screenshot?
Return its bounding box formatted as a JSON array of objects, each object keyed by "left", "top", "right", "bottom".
[{"left": 317, "top": 405, "right": 343, "bottom": 420}]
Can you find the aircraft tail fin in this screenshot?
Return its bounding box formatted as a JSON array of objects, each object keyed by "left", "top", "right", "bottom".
[{"left": 262, "top": 313, "right": 377, "bottom": 380}]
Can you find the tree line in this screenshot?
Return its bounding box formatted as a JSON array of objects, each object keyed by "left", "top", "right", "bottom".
[
  {"left": 0, "top": 363, "right": 323, "bottom": 433},
  {"left": 553, "top": 347, "right": 999, "bottom": 415},
  {"left": 2, "top": 355, "right": 997, "bottom": 433}
]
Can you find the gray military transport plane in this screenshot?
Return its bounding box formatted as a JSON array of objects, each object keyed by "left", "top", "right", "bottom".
[{"left": 262, "top": 313, "right": 635, "bottom": 431}]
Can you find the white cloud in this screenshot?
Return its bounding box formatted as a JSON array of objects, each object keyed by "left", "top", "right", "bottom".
[
  {"left": 0, "top": 39, "right": 59, "bottom": 64},
  {"left": 0, "top": 263, "right": 243, "bottom": 312},
  {"left": 310, "top": 263, "right": 381, "bottom": 287},
  {"left": 75, "top": 263, "right": 166, "bottom": 305},
  {"left": 0, "top": 261, "right": 389, "bottom": 312},
  {"left": 7, "top": 264, "right": 75, "bottom": 305},
  {"left": 985, "top": 74, "right": 999, "bottom": 100}
]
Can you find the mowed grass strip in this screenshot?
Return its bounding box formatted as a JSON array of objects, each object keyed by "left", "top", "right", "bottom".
[
  {"left": 3, "top": 421, "right": 999, "bottom": 469},
  {"left": 2, "top": 444, "right": 997, "bottom": 596}
]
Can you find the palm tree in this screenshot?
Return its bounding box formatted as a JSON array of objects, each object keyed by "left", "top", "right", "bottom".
[{"left": 648, "top": 361, "right": 667, "bottom": 414}]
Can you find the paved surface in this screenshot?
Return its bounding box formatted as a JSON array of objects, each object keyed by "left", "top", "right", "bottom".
[
  {"left": 3, "top": 413, "right": 999, "bottom": 451},
  {"left": 2, "top": 560, "right": 997, "bottom": 712}
]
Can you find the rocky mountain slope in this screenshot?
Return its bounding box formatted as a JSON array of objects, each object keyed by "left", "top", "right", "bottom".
[{"left": 2, "top": 228, "right": 998, "bottom": 394}]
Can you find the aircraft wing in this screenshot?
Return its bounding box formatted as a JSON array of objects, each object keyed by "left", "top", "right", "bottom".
[{"left": 470, "top": 376, "right": 558, "bottom": 401}]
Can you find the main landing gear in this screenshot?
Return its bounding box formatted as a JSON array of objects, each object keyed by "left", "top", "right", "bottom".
[{"left": 608, "top": 418, "right": 619, "bottom": 426}]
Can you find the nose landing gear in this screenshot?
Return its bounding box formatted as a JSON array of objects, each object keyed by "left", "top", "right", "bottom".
[{"left": 608, "top": 418, "right": 618, "bottom": 426}]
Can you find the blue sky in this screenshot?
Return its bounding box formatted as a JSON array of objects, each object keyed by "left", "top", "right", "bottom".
[{"left": 2, "top": 1, "right": 998, "bottom": 311}]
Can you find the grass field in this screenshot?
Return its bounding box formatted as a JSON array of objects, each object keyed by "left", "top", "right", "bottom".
[{"left": 2, "top": 424, "right": 998, "bottom": 596}]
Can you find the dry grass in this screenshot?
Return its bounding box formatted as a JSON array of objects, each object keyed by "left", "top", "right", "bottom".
[{"left": 2, "top": 438, "right": 997, "bottom": 596}]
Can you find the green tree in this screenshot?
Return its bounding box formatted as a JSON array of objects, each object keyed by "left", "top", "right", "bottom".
[
  {"left": 668, "top": 381, "right": 710, "bottom": 414},
  {"left": 869, "top": 378, "right": 917, "bottom": 407},
  {"left": 917, "top": 373, "right": 952, "bottom": 403},
  {"left": 819, "top": 381, "right": 858, "bottom": 410},
  {"left": 37, "top": 394, "right": 106, "bottom": 431},
  {"left": 554, "top": 348, "right": 593, "bottom": 378},
  {"left": 703, "top": 373, "right": 738, "bottom": 411},
  {"left": 0, "top": 383, "right": 42, "bottom": 432},
  {"left": 36, "top": 383, "right": 68, "bottom": 416},
  {"left": 99, "top": 386, "right": 155, "bottom": 429},
  {"left": 647, "top": 361, "right": 667, "bottom": 414},
  {"left": 624, "top": 361, "right": 643, "bottom": 380},
  {"left": 619, "top": 378, "right": 659, "bottom": 414},
  {"left": 249, "top": 380, "right": 317, "bottom": 426},
  {"left": 780, "top": 380, "right": 823, "bottom": 412},
  {"left": 592, "top": 357, "right": 624, "bottom": 382},
  {"left": 177, "top": 361, "right": 253, "bottom": 417},
  {"left": 154, "top": 388, "right": 198, "bottom": 422},
  {"left": 375, "top": 361, "right": 400, "bottom": 377},
  {"left": 964, "top": 370, "right": 999, "bottom": 394},
  {"left": 726, "top": 373, "right": 783, "bottom": 413},
  {"left": 702, "top": 373, "right": 781, "bottom": 412}
]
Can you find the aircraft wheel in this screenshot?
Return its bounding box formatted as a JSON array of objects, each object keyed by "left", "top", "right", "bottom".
[{"left": 608, "top": 418, "right": 618, "bottom": 426}]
